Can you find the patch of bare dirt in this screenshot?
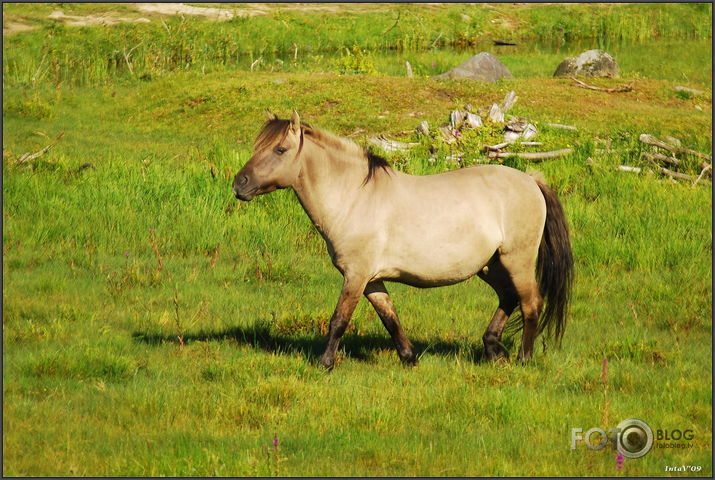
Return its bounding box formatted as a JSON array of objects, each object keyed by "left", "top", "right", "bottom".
[
  {"left": 3, "top": 19, "right": 37, "bottom": 36},
  {"left": 47, "top": 10, "right": 151, "bottom": 27},
  {"left": 133, "top": 3, "right": 382, "bottom": 19},
  {"left": 2, "top": 3, "right": 392, "bottom": 36},
  {"left": 133, "top": 3, "right": 259, "bottom": 19}
]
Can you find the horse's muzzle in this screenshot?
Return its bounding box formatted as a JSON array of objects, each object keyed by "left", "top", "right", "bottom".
[
  {"left": 234, "top": 187, "right": 256, "bottom": 201},
  {"left": 235, "top": 191, "right": 255, "bottom": 201},
  {"left": 233, "top": 174, "right": 254, "bottom": 201}
]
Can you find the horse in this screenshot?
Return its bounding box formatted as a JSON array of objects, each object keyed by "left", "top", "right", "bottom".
[{"left": 233, "top": 110, "right": 574, "bottom": 370}]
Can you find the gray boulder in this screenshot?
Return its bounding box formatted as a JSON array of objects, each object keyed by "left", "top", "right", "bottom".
[
  {"left": 554, "top": 49, "right": 619, "bottom": 78},
  {"left": 434, "top": 52, "right": 513, "bottom": 82}
]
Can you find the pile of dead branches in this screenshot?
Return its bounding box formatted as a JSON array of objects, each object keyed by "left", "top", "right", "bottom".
[
  {"left": 639, "top": 133, "right": 712, "bottom": 186},
  {"left": 369, "top": 91, "right": 577, "bottom": 164}
]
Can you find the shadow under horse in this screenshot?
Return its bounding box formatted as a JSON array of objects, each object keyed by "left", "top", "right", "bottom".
[{"left": 132, "top": 322, "right": 509, "bottom": 365}]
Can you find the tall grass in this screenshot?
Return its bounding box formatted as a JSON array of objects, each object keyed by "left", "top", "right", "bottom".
[
  {"left": 517, "top": 3, "right": 711, "bottom": 45},
  {"left": 3, "top": 3, "right": 711, "bottom": 87}
]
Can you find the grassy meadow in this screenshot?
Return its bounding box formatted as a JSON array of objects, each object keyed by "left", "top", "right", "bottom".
[{"left": 2, "top": 3, "right": 713, "bottom": 477}]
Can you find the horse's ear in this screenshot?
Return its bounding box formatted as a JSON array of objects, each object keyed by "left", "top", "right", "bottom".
[
  {"left": 265, "top": 109, "right": 277, "bottom": 122},
  {"left": 290, "top": 110, "right": 300, "bottom": 133}
]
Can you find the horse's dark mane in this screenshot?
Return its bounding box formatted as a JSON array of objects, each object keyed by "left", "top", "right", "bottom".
[
  {"left": 255, "top": 118, "right": 392, "bottom": 184},
  {"left": 364, "top": 151, "right": 391, "bottom": 185}
]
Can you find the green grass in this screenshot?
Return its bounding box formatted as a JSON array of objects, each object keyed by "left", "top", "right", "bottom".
[
  {"left": 3, "top": 3, "right": 713, "bottom": 477},
  {"left": 3, "top": 3, "right": 711, "bottom": 87}
]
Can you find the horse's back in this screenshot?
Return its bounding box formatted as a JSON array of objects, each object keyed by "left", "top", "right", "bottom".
[
  {"left": 364, "top": 165, "right": 546, "bottom": 286},
  {"left": 392, "top": 164, "right": 545, "bottom": 224}
]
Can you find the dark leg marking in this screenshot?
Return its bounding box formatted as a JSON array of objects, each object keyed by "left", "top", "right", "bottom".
[
  {"left": 364, "top": 281, "right": 416, "bottom": 365},
  {"left": 478, "top": 256, "right": 519, "bottom": 362},
  {"left": 319, "top": 276, "right": 367, "bottom": 370}
]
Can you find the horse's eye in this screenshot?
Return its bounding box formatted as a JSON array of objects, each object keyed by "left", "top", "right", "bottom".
[{"left": 275, "top": 146, "right": 287, "bottom": 155}]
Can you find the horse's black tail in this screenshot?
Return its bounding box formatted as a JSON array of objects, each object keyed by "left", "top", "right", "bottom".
[{"left": 534, "top": 181, "right": 574, "bottom": 345}]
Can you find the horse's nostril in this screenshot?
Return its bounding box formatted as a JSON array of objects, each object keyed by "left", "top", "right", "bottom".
[{"left": 239, "top": 175, "right": 248, "bottom": 186}]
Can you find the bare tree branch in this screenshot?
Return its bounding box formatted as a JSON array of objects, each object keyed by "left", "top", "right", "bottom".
[
  {"left": 16, "top": 132, "right": 65, "bottom": 165},
  {"left": 571, "top": 77, "right": 633, "bottom": 93},
  {"left": 639, "top": 133, "right": 712, "bottom": 162},
  {"left": 488, "top": 148, "right": 574, "bottom": 162}
]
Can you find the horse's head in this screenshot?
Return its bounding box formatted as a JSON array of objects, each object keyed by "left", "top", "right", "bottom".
[{"left": 233, "top": 110, "right": 304, "bottom": 201}]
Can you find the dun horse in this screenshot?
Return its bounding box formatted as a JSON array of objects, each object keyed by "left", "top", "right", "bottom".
[{"left": 234, "top": 111, "right": 574, "bottom": 370}]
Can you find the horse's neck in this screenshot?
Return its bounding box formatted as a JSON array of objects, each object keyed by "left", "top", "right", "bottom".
[{"left": 292, "top": 140, "right": 367, "bottom": 235}]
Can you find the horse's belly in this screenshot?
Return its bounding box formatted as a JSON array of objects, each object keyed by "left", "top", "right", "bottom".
[
  {"left": 382, "top": 268, "right": 479, "bottom": 288},
  {"left": 375, "top": 238, "right": 498, "bottom": 288}
]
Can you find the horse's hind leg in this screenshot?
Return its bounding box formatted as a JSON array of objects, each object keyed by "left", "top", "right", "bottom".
[
  {"left": 364, "top": 281, "right": 416, "bottom": 365},
  {"left": 515, "top": 279, "right": 543, "bottom": 361},
  {"left": 478, "top": 256, "right": 518, "bottom": 361},
  {"left": 501, "top": 258, "right": 543, "bottom": 362},
  {"left": 492, "top": 250, "right": 543, "bottom": 362}
]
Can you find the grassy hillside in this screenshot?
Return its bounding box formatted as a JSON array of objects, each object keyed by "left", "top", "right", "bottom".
[{"left": 3, "top": 3, "right": 713, "bottom": 477}]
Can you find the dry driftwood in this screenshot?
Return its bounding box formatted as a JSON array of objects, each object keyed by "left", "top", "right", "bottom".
[
  {"left": 617, "top": 165, "right": 641, "bottom": 173},
  {"left": 546, "top": 123, "right": 577, "bottom": 131},
  {"left": 504, "top": 123, "right": 537, "bottom": 142},
  {"left": 639, "top": 133, "right": 712, "bottom": 162},
  {"left": 415, "top": 120, "right": 430, "bottom": 136},
  {"left": 654, "top": 166, "right": 699, "bottom": 182},
  {"left": 368, "top": 135, "right": 418, "bottom": 152},
  {"left": 438, "top": 125, "right": 458, "bottom": 144},
  {"left": 501, "top": 90, "right": 518, "bottom": 113},
  {"left": 405, "top": 61, "right": 413, "bottom": 79},
  {"left": 16, "top": 132, "right": 65, "bottom": 165},
  {"left": 693, "top": 164, "right": 712, "bottom": 187},
  {"left": 488, "top": 103, "right": 504, "bottom": 123},
  {"left": 663, "top": 136, "right": 681, "bottom": 147},
  {"left": 674, "top": 85, "right": 704, "bottom": 96},
  {"left": 644, "top": 155, "right": 711, "bottom": 183},
  {"left": 450, "top": 110, "right": 482, "bottom": 129},
  {"left": 643, "top": 152, "right": 681, "bottom": 168},
  {"left": 485, "top": 141, "right": 543, "bottom": 151},
  {"left": 571, "top": 77, "right": 634, "bottom": 93},
  {"left": 488, "top": 148, "right": 573, "bottom": 162}
]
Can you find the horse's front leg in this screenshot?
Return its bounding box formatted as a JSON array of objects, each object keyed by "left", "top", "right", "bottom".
[
  {"left": 364, "top": 281, "right": 416, "bottom": 365},
  {"left": 319, "top": 275, "right": 368, "bottom": 370}
]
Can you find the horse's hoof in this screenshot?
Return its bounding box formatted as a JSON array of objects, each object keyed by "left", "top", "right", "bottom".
[
  {"left": 516, "top": 352, "right": 532, "bottom": 363},
  {"left": 485, "top": 347, "right": 510, "bottom": 363},
  {"left": 318, "top": 356, "right": 335, "bottom": 371},
  {"left": 401, "top": 354, "right": 418, "bottom": 367}
]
